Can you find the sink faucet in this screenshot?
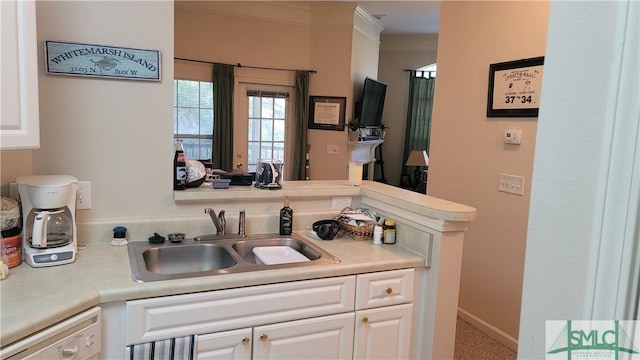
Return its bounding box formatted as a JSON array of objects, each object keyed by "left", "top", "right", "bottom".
[{"left": 204, "top": 208, "right": 226, "bottom": 235}]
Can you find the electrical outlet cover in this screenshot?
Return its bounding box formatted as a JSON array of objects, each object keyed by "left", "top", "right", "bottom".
[
  {"left": 331, "top": 197, "right": 352, "bottom": 210},
  {"left": 77, "top": 181, "right": 92, "bottom": 209}
]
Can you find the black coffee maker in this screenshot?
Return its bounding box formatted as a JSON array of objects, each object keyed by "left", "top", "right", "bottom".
[{"left": 255, "top": 159, "right": 283, "bottom": 189}]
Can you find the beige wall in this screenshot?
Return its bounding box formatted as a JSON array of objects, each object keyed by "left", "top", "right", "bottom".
[
  {"left": 175, "top": 2, "right": 311, "bottom": 71},
  {"left": 0, "top": 2, "right": 379, "bottom": 220},
  {"left": 175, "top": 2, "right": 380, "bottom": 181},
  {"left": 378, "top": 35, "right": 438, "bottom": 186},
  {"left": 428, "top": 1, "right": 550, "bottom": 346},
  {"left": 0, "top": 151, "right": 32, "bottom": 195},
  {"left": 20, "top": 1, "right": 175, "bottom": 221},
  {"left": 307, "top": 4, "right": 358, "bottom": 180}
]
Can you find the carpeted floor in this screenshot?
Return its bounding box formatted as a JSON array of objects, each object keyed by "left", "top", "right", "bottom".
[{"left": 454, "top": 317, "right": 517, "bottom": 360}]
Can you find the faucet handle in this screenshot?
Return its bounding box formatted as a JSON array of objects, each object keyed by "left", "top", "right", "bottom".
[
  {"left": 217, "top": 210, "right": 226, "bottom": 235},
  {"left": 238, "top": 209, "right": 246, "bottom": 237}
]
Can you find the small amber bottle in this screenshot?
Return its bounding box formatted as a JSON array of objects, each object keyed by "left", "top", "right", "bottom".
[{"left": 383, "top": 220, "right": 396, "bottom": 244}]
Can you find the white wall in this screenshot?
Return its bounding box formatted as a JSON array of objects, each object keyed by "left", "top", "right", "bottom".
[
  {"left": 429, "top": 0, "right": 550, "bottom": 347},
  {"left": 518, "top": 1, "right": 629, "bottom": 358}
]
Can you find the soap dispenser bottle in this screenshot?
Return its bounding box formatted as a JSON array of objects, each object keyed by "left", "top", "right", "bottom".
[{"left": 279, "top": 195, "right": 293, "bottom": 235}]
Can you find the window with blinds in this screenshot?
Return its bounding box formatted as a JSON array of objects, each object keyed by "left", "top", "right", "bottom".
[{"left": 173, "top": 79, "right": 213, "bottom": 161}]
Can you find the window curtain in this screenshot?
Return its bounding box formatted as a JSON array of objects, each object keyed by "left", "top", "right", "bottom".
[
  {"left": 212, "top": 63, "right": 234, "bottom": 171},
  {"left": 291, "top": 71, "right": 310, "bottom": 180},
  {"left": 400, "top": 72, "right": 435, "bottom": 186}
]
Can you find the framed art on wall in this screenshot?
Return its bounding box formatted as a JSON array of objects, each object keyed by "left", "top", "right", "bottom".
[
  {"left": 308, "top": 96, "right": 346, "bottom": 131},
  {"left": 487, "top": 56, "right": 544, "bottom": 117},
  {"left": 45, "top": 41, "right": 161, "bottom": 81}
]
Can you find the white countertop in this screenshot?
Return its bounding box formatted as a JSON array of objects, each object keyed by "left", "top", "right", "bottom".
[{"left": 0, "top": 232, "right": 424, "bottom": 347}]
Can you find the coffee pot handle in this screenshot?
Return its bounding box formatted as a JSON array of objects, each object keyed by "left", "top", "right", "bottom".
[
  {"left": 269, "top": 162, "right": 278, "bottom": 183},
  {"left": 32, "top": 211, "right": 49, "bottom": 248}
]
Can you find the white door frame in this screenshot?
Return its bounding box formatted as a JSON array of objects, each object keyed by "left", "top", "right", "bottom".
[
  {"left": 583, "top": 0, "right": 640, "bottom": 320},
  {"left": 233, "top": 68, "right": 295, "bottom": 178}
]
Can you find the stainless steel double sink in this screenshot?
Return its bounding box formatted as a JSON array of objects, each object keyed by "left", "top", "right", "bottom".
[{"left": 127, "top": 233, "right": 341, "bottom": 282}]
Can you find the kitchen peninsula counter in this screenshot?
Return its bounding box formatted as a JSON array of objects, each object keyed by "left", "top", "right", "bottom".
[{"left": 1, "top": 180, "right": 477, "bottom": 358}]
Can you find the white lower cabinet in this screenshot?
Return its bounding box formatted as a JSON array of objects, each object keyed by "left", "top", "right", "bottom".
[
  {"left": 196, "top": 328, "right": 253, "bottom": 360},
  {"left": 124, "top": 269, "right": 415, "bottom": 360},
  {"left": 252, "top": 313, "right": 354, "bottom": 359},
  {"left": 353, "top": 304, "right": 413, "bottom": 360},
  {"left": 195, "top": 313, "right": 355, "bottom": 360}
]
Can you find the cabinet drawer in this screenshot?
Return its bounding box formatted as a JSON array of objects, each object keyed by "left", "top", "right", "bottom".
[
  {"left": 355, "top": 268, "right": 414, "bottom": 309},
  {"left": 126, "top": 276, "right": 355, "bottom": 345}
]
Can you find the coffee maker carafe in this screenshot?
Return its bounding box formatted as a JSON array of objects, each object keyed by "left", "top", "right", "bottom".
[{"left": 16, "top": 175, "right": 78, "bottom": 267}]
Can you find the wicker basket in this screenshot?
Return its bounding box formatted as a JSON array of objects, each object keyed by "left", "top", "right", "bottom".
[{"left": 336, "top": 207, "right": 376, "bottom": 241}]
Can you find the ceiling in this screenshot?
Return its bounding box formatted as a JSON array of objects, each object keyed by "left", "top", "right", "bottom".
[{"left": 352, "top": 1, "right": 441, "bottom": 35}]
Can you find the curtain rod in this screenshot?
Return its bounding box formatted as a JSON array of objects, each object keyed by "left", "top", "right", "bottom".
[
  {"left": 175, "top": 57, "right": 317, "bottom": 74},
  {"left": 404, "top": 69, "right": 436, "bottom": 78},
  {"left": 403, "top": 69, "right": 436, "bottom": 74}
]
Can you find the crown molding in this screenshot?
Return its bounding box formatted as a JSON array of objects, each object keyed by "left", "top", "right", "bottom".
[{"left": 353, "top": 5, "right": 384, "bottom": 44}]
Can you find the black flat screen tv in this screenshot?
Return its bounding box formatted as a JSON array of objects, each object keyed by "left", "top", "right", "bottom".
[{"left": 358, "top": 77, "right": 387, "bottom": 127}]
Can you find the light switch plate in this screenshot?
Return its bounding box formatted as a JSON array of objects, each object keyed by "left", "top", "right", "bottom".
[{"left": 498, "top": 173, "right": 524, "bottom": 195}]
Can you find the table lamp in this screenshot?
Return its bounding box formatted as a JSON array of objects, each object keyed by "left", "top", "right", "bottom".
[{"left": 405, "top": 150, "right": 429, "bottom": 190}]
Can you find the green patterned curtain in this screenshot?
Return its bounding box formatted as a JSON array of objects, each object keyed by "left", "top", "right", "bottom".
[
  {"left": 401, "top": 72, "right": 435, "bottom": 185},
  {"left": 212, "top": 63, "right": 234, "bottom": 171},
  {"left": 292, "top": 71, "right": 310, "bottom": 180}
]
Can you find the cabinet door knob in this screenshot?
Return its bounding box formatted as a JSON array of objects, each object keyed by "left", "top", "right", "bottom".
[
  {"left": 361, "top": 316, "right": 369, "bottom": 324},
  {"left": 242, "top": 337, "right": 250, "bottom": 345},
  {"left": 260, "top": 334, "right": 268, "bottom": 342},
  {"left": 385, "top": 287, "right": 393, "bottom": 295}
]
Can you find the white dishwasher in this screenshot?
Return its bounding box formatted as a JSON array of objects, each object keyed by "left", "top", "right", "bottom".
[{"left": 1, "top": 307, "right": 101, "bottom": 360}]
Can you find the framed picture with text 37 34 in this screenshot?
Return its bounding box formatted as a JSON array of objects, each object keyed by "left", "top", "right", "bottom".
[
  {"left": 308, "top": 96, "right": 346, "bottom": 131},
  {"left": 487, "top": 56, "right": 544, "bottom": 118}
]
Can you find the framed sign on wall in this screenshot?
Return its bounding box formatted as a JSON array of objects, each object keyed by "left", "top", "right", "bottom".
[
  {"left": 308, "top": 96, "right": 346, "bottom": 131},
  {"left": 487, "top": 56, "right": 544, "bottom": 117},
  {"left": 45, "top": 41, "right": 161, "bottom": 81}
]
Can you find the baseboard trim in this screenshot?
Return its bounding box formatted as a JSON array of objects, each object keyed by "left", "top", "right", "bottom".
[{"left": 457, "top": 308, "right": 519, "bottom": 352}]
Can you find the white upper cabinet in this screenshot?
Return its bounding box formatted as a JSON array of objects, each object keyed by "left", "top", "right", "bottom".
[{"left": 1, "top": 0, "right": 40, "bottom": 150}]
